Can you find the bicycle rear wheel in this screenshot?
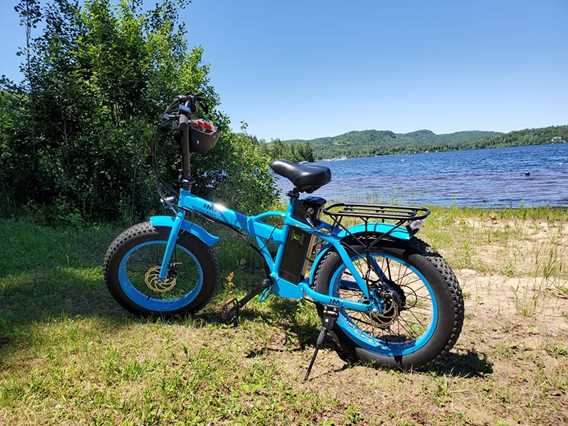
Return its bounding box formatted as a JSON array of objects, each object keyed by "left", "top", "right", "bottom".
[{"left": 314, "top": 238, "right": 463, "bottom": 368}]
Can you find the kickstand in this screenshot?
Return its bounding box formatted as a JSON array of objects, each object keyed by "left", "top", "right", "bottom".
[
  {"left": 221, "top": 278, "right": 271, "bottom": 326},
  {"left": 304, "top": 305, "right": 339, "bottom": 381}
]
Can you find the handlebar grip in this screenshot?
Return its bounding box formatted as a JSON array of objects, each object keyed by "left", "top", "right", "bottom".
[{"left": 178, "top": 113, "right": 190, "bottom": 126}]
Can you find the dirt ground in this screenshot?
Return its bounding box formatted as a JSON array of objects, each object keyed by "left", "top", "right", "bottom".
[{"left": 237, "top": 214, "right": 568, "bottom": 424}]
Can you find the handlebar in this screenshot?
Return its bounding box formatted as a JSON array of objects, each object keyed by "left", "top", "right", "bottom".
[
  {"left": 160, "top": 93, "right": 210, "bottom": 129},
  {"left": 164, "top": 93, "right": 208, "bottom": 115}
]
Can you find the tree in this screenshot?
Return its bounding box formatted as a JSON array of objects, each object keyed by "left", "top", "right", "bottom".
[
  {"left": 261, "top": 139, "right": 315, "bottom": 163},
  {"left": 1, "top": 0, "right": 276, "bottom": 221}
]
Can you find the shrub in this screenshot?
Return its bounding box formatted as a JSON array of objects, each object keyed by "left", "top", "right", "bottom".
[{"left": 0, "top": 0, "right": 276, "bottom": 222}]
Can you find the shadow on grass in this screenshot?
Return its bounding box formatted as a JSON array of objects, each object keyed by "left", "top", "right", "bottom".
[
  {"left": 230, "top": 299, "right": 493, "bottom": 380},
  {"left": 430, "top": 349, "right": 493, "bottom": 377},
  {"left": 0, "top": 267, "right": 131, "bottom": 359},
  {"left": 299, "top": 348, "right": 494, "bottom": 382},
  {"left": 1, "top": 270, "right": 126, "bottom": 322},
  {"left": 1, "top": 259, "right": 493, "bottom": 380}
]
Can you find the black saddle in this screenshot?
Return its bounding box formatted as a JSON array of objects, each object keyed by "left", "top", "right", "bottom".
[{"left": 270, "top": 160, "right": 331, "bottom": 193}]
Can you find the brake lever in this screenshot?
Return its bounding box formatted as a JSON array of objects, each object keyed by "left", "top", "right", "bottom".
[
  {"left": 159, "top": 113, "right": 177, "bottom": 129},
  {"left": 178, "top": 103, "right": 193, "bottom": 114},
  {"left": 172, "top": 94, "right": 210, "bottom": 116}
]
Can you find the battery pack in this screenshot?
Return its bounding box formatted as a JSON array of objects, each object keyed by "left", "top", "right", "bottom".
[{"left": 279, "top": 227, "right": 313, "bottom": 283}]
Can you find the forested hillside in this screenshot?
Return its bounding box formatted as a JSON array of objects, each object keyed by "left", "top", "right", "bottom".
[
  {"left": 266, "top": 125, "right": 568, "bottom": 161},
  {"left": 477, "top": 125, "right": 568, "bottom": 150}
]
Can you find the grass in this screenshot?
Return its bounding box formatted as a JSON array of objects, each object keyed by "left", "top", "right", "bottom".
[{"left": 1, "top": 207, "right": 567, "bottom": 425}]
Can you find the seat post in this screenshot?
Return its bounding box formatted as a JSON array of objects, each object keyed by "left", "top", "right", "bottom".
[
  {"left": 286, "top": 188, "right": 300, "bottom": 215},
  {"left": 287, "top": 188, "right": 300, "bottom": 199}
]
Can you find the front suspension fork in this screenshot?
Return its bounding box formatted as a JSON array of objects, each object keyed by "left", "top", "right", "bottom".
[{"left": 158, "top": 210, "right": 185, "bottom": 280}]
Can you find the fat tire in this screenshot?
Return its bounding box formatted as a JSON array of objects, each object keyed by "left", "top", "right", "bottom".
[
  {"left": 104, "top": 222, "right": 218, "bottom": 317},
  {"left": 314, "top": 238, "right": 464, "bottom": 369}
]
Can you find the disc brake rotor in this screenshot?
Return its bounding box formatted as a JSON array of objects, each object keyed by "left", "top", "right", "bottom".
[
  {"left": 368, "top": 296, "right": 400, "bottom": 328},
  {"left": 367, "top": 283, "right": 405, "bottom": 328},
  {"left": 144, "top": 266, "right": 177, "bottom": 293}
]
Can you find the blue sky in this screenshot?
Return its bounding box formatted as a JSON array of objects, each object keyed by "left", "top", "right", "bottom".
[{"left": 1, "top": 0, "right": 567, "bottom": 140}]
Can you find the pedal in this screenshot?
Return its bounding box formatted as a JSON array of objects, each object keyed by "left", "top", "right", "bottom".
[
  {"left": 258, "top": 285, "right": 272, "bottom": 303},
  {"left": 220, "top": 279, "right": 272, "bottom": 326},
  {"left": 304, "top": 305, "right": 339, "bottom": 381},
  {"left": 220, "top": 298, "right": 240, "bottom": 326}
]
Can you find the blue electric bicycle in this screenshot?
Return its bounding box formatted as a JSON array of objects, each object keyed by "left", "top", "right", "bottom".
[{"left": 104, "top": 94, "right": 464, "bottom": 378}]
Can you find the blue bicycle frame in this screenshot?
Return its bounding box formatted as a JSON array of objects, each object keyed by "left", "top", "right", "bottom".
[{"left": 149, "top": 189, "right": 413, "bottom": 314}]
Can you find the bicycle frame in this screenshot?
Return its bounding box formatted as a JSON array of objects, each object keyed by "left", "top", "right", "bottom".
[
  {"left": 150, "top": 188, "right": 416, "bottom": 314},
  {"left": 148, "top": 97, "right": 418, "bottom": 314}
]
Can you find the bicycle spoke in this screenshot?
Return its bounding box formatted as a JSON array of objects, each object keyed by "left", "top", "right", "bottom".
[
  {"left": 396, "top": 262, "right": 403, "bottom": 282},
  {"left": 397, "top": 269, "right": 415, "bottom": 284},
  {"left": 335, "top": 247, "right": 437, "bottom": 349},
  {"left": 349, "top": 315, "right": 376, "bottom": 329},
  {"left": 396, "top": 316, "right": 416, "bottom": 338},
  {"left": 124, "top": 244, "right": 200, "bottom": 301},
  {"left": 405, "top": 308, "right": 426, "bottom": 329}
]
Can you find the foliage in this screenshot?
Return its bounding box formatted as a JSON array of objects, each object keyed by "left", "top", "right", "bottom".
[
  {"left": 275, "top": 126, "right": 568, "bottom": 160},
  {"left": 185, "top": 131, "right": 277, "bottom": 214},
  {"left": 0, "top": 0, "right": 276, "bottom": 222},
  {"left": 260, "top": 138, "right": 314, "bottom": 162},
  {"left": 478, "top": 125, "right": 568, "bottom": 150}
]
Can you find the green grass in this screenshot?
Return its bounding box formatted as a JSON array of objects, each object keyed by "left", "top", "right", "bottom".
[
  {"left": 0, "top": 219, "right": 338, "bottom": 424},
  {"left": 1, "top": 208, "right": 567, "bottom": 424}
]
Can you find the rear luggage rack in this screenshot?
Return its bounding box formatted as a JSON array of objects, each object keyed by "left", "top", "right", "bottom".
[
  {"left": 323, "top": 203, "right": 431, "bottom": 249},
  {"left": 323, "top": 203, "right": 430, "bottom": 223}
]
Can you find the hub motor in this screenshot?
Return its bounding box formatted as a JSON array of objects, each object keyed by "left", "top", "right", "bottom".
[{"left": 368, "top": 281, "right": 407, "bottom": 328}]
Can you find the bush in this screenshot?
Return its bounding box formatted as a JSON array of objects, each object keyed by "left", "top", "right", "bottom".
[{"left": 0, "top": 0, "right": 276, "bottom": 222}]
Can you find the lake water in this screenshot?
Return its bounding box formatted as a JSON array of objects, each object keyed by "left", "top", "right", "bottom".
[{"left": 275, "top": 143, "right": 568, "bottom": 207}]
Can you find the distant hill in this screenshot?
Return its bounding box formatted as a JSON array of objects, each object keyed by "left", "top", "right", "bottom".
[{"left": 266, "top": 125, "right": 568, "bottom": 161}]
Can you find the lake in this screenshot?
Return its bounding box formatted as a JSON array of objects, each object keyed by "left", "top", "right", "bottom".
[{"left": 275, "top": 143, "right": 568, "bottom": 207}]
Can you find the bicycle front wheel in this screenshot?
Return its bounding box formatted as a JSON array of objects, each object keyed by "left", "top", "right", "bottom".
[{"left": 104, "top": 222, "right": 218, "bottom": 317}]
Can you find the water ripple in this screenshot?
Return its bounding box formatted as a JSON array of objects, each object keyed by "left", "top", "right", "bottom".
[{"left": 275, "top": 143, "right": 568, "bottom": 207}]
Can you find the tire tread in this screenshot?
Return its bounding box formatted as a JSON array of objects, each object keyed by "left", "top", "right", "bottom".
[
  {"left": 103, "top": 222, "right": 218, "bottom": 317},
  {"left": 313, "top": 237, "right": 464, "bottom": 369}
]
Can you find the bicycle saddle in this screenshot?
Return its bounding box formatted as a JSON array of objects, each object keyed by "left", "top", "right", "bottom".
[{"left": 270, "top": 160, "right": 331, "bottom": 193}]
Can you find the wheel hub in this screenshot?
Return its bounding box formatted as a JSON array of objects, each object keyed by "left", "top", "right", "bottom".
[
  {"left": 368, "top": 281, "right": 406, "bottom": 328},
  {"left": 144, "top": 266, "right": 177, "bottom": 293}
]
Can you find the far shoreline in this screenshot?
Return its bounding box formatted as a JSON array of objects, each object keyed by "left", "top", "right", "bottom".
[{"left": 314, "top": 140, "right": 568, "bottom": 163}]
